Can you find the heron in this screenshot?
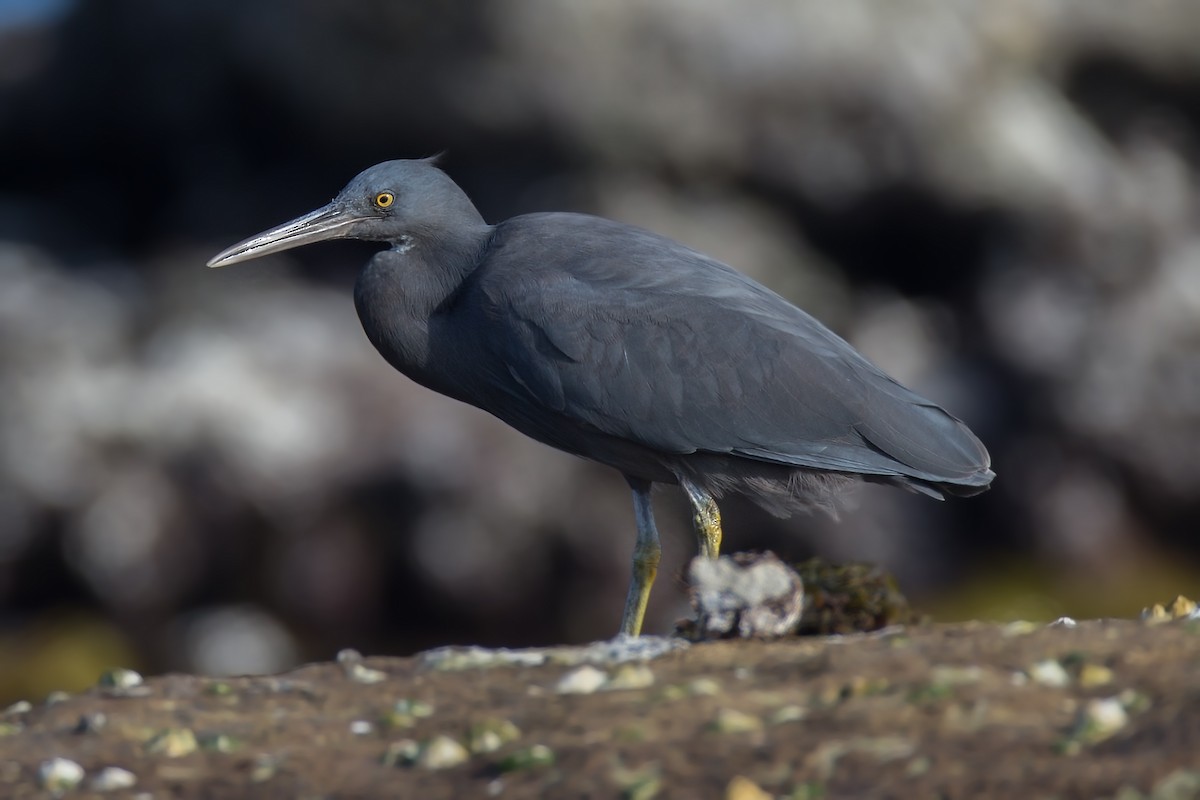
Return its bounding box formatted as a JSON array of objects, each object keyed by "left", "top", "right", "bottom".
[{"left": 208, "top": 158, "right": 994, "bottom": 637}]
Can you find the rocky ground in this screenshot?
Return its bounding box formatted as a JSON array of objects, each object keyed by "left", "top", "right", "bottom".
[
  {"left": 3, "top": 611, "right": 1198, "bottom": 799},
  {"left": 4, "top": 6, "right": 1200, "bottom": 794},
  {"left": 5, "top": 0, "right": 1200, "bottom": 690}
]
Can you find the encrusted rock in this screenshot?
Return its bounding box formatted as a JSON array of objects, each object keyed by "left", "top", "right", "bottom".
[{"left": 687, "top": 551, "right": 804, "bottom": 639}]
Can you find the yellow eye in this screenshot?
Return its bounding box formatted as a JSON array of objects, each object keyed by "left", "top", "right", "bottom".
[{"left": 374, "top": 192, "right": 395, "bottom": 209}]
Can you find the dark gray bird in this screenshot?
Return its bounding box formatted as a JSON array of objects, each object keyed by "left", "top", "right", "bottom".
[{"left": 208, "top": 158, "right": 994, "bottom": 637}]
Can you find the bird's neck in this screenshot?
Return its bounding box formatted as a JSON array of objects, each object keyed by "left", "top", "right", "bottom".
[{"left": 353, "top": 223, "right": 492, "bottom": 389}]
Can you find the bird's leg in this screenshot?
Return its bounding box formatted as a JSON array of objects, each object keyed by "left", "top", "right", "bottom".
[
  {"left": 619, "top": 479, "right": 661, "bottom": 637},
  {"left": 682, "top": 479, "right": 722, "bottom": 559}
]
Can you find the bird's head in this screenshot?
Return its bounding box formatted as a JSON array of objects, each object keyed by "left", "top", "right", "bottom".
[{"left": 207, "top": 158, "right": 485, "bottom": 268}]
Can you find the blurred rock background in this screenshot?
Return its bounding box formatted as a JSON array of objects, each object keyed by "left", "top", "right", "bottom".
[{"left": 1, "top": 0, "right": 1198, "bottom": 702}]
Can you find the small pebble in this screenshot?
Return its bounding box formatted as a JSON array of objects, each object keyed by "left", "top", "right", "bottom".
[
  {"left": 769, "top": 705, "right": 807, "bottom": 725},
  {"left": 468, "top": 719, "right": 521, "bottom": 754},
  {"left": 611, "top": 761, "right": 662, "bottom": 800},
  {"left": 496, "top": 744, "right": 554, "bottom": 772},
  {"left": 555, "top": 665, "right": 609, "bottom": 695},
  {"left": 655, "top": 685, "right": 686, "bottom": 701},
  {"left": 688, "top": 677, "right": 722, "bottom": 696},
  {"left": 383, "top": 698, "right": 434, "bottom": 729},
  {"left": 2, "top": 700, "right": 31, "bottom": 716},
  {"left": 98, "top": 668, "right": 144, "bottom": 690},
  {"left": 417, "top": 735, "right": 470, "bottom": 770},
  {"left": 394, "top": 698, "right": 434, "bottom": 718},
  {"left": 930, "top": 665, "right": 983, "bottom": 686},
  {"left": 1152, "top": 769, "right": 1200, "bottom": 798},
  {"left": 1029, "top": 659, "right": 1070, "bottom": 688},
  {"left": 348, "top": 663, "right": 387, "bottom": 684},
  {"left": 336, "top": 648, "right": 364, "bottom": 665},
  {"left": 350, "top": 720, "right": 374, "bottom": 736},
  {"left": 1078, "top": 697, "right": 1129, "bottom": 741},
  {"left": 710, "top": 708, "right": 763, "bottom": 734},
  {"left": 1172, "top": 596, "right": 1198, "bottom": 618},
  {"left": 381, "top": 739, "right": 420, "bottom": 767},
  {"left": 250, "top": 754, "right": 279, "bottom": 783},
  {"left": 1142, "top": 603, "right": 1170, "bottom": 624},
  {"left": 38, "top": 758, "right": 84, "bottom": 793},
  {"left": 336, "top": 649, "right": 387, "bottom": 683},
  {"left": 906, "top": 756, "right": 932, "bottom": 776},
  {"left": 1048, "top": 616, "right": 1077, "bottom": 628},
  {"left": 44, "top": 691, "right": 71, "bottom": 705},
  {"left": 74, "top": 712, "right": 108, "bottom": 734},
  {"left": 1118, "top": 688, "right": 1151, "bottom": 713},
  {"left": 1002, "top": 620, "right": 1037, "bottom": 637},
  {"left": 726, "top": 775, "right": 772, "bottom": 800},
  {"left": 201, "top": 734, "right": 240, "bottom": 753},
  {"left": 469, "top": 729, "right": 505, "bottom": 755},
  {"left": 622, "top": 776, "right": 661, "bottom": 800},
  {"left": 91, "top": 766, "right": 137, "bottom": 792},
  {"left": 1078, "top": 664, "right": 1114, "bottom": 688},
  {"left": 1145, "top": 596, "right": 1200, "bottom": 622},
  {"left": 146, "top": 728, "right": 198, "bottom": 758},
  {"left": 606, "top": 664, "right": 655, "bottom": 691}
]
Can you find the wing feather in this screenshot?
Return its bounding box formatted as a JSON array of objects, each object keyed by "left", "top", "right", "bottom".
[{"left": 461, "top": 213, "right": 991, "bottom": 488}]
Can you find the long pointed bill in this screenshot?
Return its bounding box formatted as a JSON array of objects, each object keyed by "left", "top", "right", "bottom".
[{"left": 207, "top": 202, "right": 360, "bottom": 268}]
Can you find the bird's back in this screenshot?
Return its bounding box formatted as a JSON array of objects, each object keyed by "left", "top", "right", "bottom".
[{"left": 443, "top": 212, "right": 992, "bottom": 510}]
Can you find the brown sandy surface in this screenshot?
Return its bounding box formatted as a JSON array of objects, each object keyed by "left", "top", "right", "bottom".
[{"left": 4, "top": 616, "right": 1199, "bottom": 799}]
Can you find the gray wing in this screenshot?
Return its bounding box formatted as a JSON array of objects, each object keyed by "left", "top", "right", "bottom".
[{"left": 467, "top": 214, "right": 991, "bottom": 488}]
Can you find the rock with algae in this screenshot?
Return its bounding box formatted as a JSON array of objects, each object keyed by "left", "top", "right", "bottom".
[{"left": 793, "top": 558, "right": 916, "bottom": 635}]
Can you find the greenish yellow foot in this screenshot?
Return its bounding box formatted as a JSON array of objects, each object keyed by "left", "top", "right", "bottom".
[
  {"left": 620, "top": 480, "right": 662, "bottom": 637},
  {"left": 683, "top": 480, "right": 723, "bottom": 560},
  {"left": 618, "top": 540, "right": 660, "bottom": 636}
]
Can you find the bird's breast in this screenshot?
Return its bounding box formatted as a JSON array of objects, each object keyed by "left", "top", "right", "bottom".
[{"left": 353, "top": 261, "right": 434, "bottom": 376}]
